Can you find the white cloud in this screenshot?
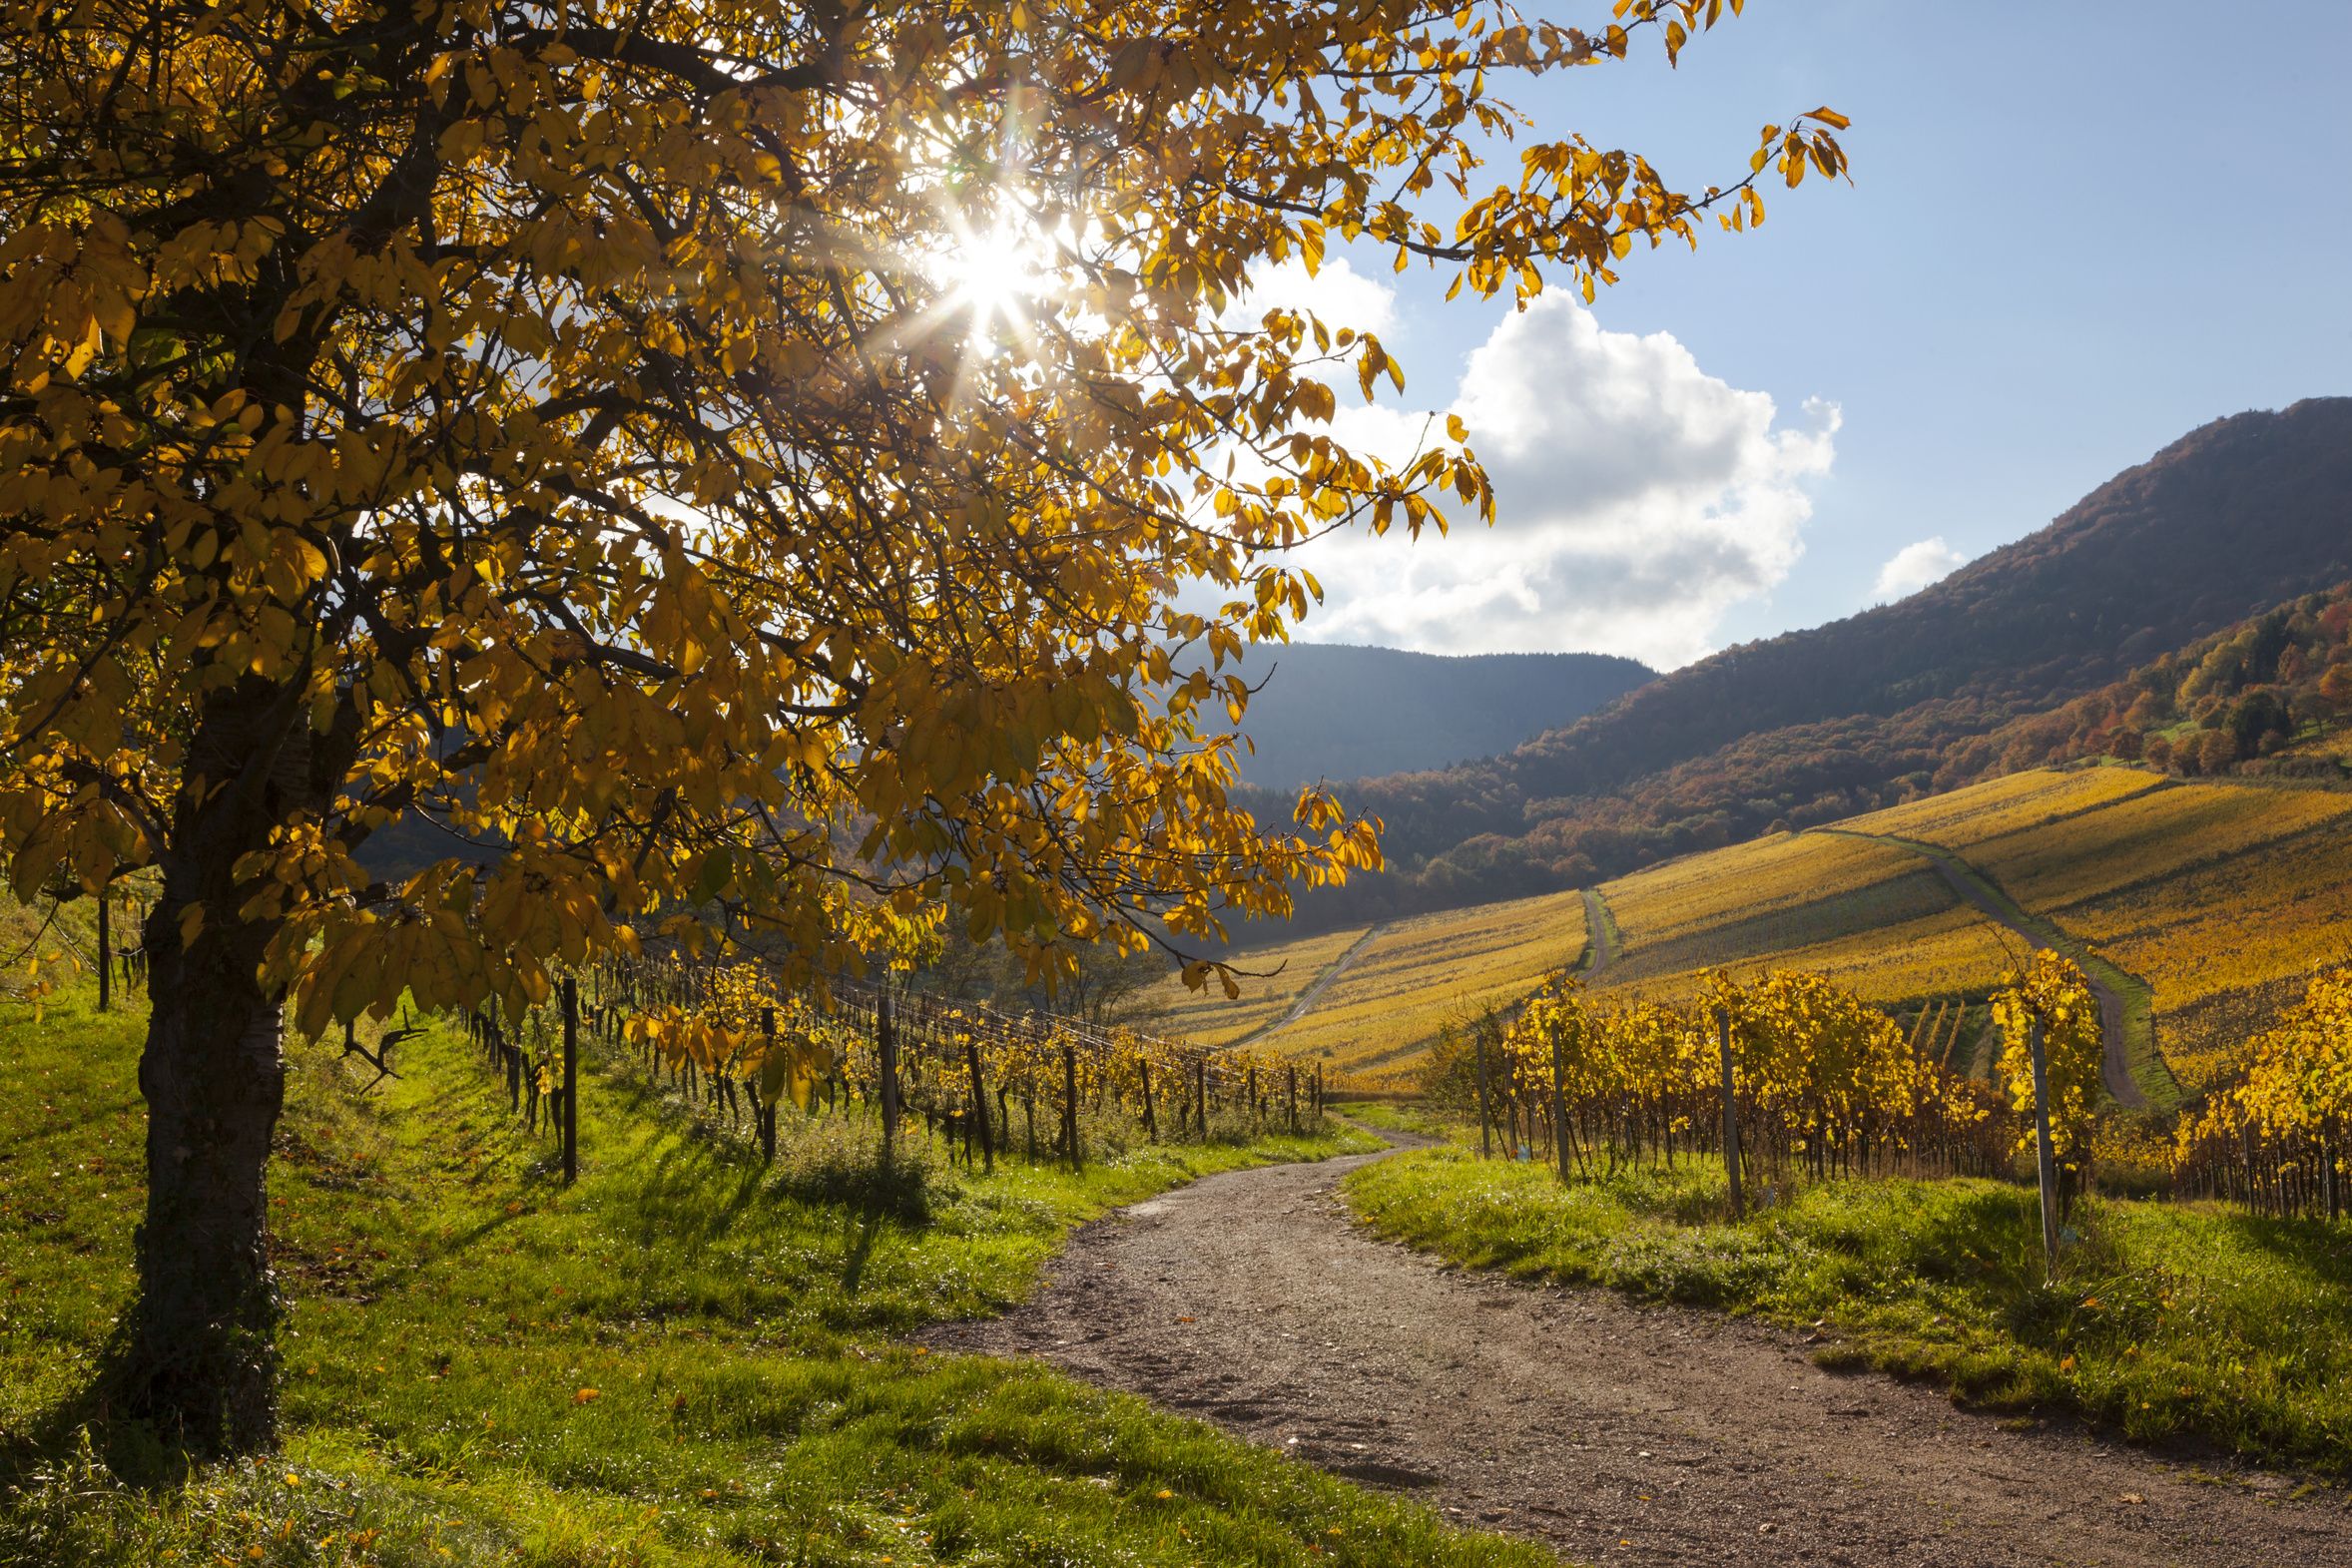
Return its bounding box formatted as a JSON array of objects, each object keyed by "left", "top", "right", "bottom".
[
  {"left": 1870, "top": 537, "right": 1969, "bottom": 602},
  {"left": 1226, "top": 256, "right": 1396, "bottom": 334},
  {"left": 1286, "top": 292, "right": 1838, "bottom": 670}
]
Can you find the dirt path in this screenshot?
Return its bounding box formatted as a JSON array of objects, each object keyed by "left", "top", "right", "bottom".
[
  {"left": 929, "top": 1139, "right": 2347, "bottom": 1567},
  {"left": 1579, "top": 888, "right": 1619, "bottom": 983},
  {"left": 1817, "top": 828, "right": 2151, "bottom": 1109},
  {"left": 1231, "top": 923, "right": 1389, "bottom": 1050}
]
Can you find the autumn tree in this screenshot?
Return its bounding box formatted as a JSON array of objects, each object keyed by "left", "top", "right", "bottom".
[{"left": 0, "top": 0, "right": 1847, "bottom": 1448}]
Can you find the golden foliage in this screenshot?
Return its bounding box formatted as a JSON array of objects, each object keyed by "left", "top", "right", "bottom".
[
  {"left": 1487, "top": 966, "right": 1999, "bottom": 1180},
  {"left": 2173, "top": 966, "right": 2352, "bottom": 1214},
  {"left": 0, "top": 0, "right": 1847, "bottom": 1027},
  {"left": 1991, "top": 951, "right": 2102, "bottom": 1174}
]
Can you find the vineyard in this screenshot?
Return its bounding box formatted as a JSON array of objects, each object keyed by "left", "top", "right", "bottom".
[
  {"left": 1152, "top": 767, "right": 2351, "bottom": 1117},
  {"left": 1589, "top": 832, "right": 2023, "bottom": 1008},
  {"left": 1460, "top": 947, "right": 2130, "bottom": 1219},
  {"left": 1239, "top": 887, "right": 1589, "bottom": 1085},
  {"left": 462, "top": 952, "right": 1334, "bottom": 1182},
  {"left": 1830, "top": 767, "right": 2169, "bottom": 849},
  {"left": 1130, "top": 922, "right": 1378, "bottom": 1049}
]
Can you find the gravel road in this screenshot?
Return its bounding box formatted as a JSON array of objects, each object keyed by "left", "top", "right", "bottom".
[{"left": 928, "top": 1137, "right": 2348, "bottom": 1567}]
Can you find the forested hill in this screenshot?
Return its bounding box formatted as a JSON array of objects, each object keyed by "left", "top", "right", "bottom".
[
  {"left": 1213, "top": 644, "right": 1653, "bottom": 788},
  {"left": 1292, "top": 397, "right": 2352, "bottom": 920}
]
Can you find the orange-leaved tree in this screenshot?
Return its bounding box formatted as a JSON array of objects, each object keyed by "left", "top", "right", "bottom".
[{"left": 0, "top": 0, "right": 1847, "bottom": 1448}]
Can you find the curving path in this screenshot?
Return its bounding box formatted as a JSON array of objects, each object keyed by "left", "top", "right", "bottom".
[
  {"left": 1815, "top": 828, "right": 2154, "bottom": 1108},
  {"left": 929, "top": 1136, "right": 2347, "bottom": 1567},
  {"left": 1228, "top": 922, "right": 1389, "bottom": 1051},
  {"left": 1579, "top": 887, "right": 1620, "bottom": 983}
]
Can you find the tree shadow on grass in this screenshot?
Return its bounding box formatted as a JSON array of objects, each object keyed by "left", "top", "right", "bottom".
[
  {"left": 2219, "top": 1209, "right": 2352, "bottom": 1302},
  {"left": 0, "top": 1318, "right": 210, "bottom": 1495}
]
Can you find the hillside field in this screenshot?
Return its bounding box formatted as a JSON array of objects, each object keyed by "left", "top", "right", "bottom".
[
  {"left": 1139, "top": 889, "right": 1588, "bottom": 1086},
  {"left": 1143, "top": 768, "right": 2352, "bottom": 1100}
]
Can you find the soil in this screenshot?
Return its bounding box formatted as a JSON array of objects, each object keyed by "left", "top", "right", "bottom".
[{"left": 928, "top": 1135, "right": 2350, "bottom": 1567}]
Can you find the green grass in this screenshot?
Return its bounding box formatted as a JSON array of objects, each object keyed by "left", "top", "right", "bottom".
[
  {"left": 1328, "top": 1101, "right": 1471, "bottom": 1143},
  {"left": 0, "top": 987, "right": 1556, "bottom": 1568},
  {"left": 1346, "top": 1138, "right": 2352, "bottom": 1472}
]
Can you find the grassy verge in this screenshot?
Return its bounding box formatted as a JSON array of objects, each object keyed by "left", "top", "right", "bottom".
[
  {"left": 1329, "top": 1101, "right": 1470, "bottom": 1143},
  {"left": 1346, "top": 1139, "right": 2352, "bottom": 1473},
  {"left": 0, "top": 988, "right": 1555, "bottom": 1568}
]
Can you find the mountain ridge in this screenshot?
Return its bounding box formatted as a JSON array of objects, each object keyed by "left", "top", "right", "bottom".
[
  {"left": 1282, "top": 397, "right": 2352, "bottom": 922},
  {"left": 1216, "top": 644, "right": 1653, "bottom": 789}
]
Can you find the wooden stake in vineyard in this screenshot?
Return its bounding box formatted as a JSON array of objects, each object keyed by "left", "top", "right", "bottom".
[
  {"left": 95, "top": 887, "right": 111, "bottom": 1013},
  {"left": 1473, "top": 1017, "right": 1494, "bottom": 1160},
  {"left": 1716, "top": 1009, "right": 1745, "bottom": 1220},
  {"left": 2027, "top": 1017, "right": 2061, "bottom": 1283},
  {"left": 964, "top": 1035, "right": 993, "bottom": 1176},
  {"left": 1549, "top": 1031, "right": 1570, "bottom": 1183},
  {"left": 1139, "top": 1057, "right": 1157, "bottom": 1142},
  {"left": 561, "top": 976, "right": 579, "bottom": 1186},
  {"left": 758, "top": 1006, "right": 778, "bottom": 1165},
  {"left": 878, "top": 991, "right": 901, "bottom": 1160},
  {"left": 1195, "top": 1055, "right": 1209, "bottom": 1139},
  {"left": 1061, "top": 1041, "right": 1082, "bottom": 1172}
]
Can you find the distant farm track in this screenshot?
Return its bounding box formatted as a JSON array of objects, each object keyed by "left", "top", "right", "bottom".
[
  {"left": 1816, "top": 827, "right": 2160, "bottom": 1109},
  {"left": 1228, "top": 922, "right": 1388, "bottom": 1050},
  {"left": 1579, "top": 887, "right": 1619, "bottom": 982}
]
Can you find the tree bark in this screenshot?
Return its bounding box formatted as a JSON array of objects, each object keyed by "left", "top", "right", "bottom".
[{"left": 120, "top": 678, "right": 320, "bottom": 1452}]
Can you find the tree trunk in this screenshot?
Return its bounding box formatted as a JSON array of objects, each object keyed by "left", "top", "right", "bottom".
[
  {"left": 120, "top": 678, "right": 323, "bottom": 1452},
  {"left": 129, "top": 915, "right": 287, "bottom": 1449}
]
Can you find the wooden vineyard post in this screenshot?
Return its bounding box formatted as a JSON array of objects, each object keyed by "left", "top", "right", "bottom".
[
  {"left": 561, "top": 975, "right": 579, "bottom": 1186},
  {"left": 1314, "top": 1065, "right": 1322, "bottom": 1118},
  {"left": 1061, "top": 1042, "right": 1082, "bottom": 1172},
  {"left": 1195, "top": 1055, "right": 1209, "bottom": 1139},
  {"left": 1717, "top": 1009, "right": 1744, "bottom": 1220},
  {"left": 2327, "top": 1133, "right": 2342, "bottom": 1224},
  {"left": 758, "top": 1006, "right": 779, "bottom": 1164},
  {"left": 2028, "top": 1016, "right": 2061, "bottom": 1284},
  {"left": 965, "top": 1035, "right": 993, "bottom": 1176},
  {"left": 1473, "top": 1020, "right": 1494, "bottom": 1160},
  {"left": 879, "top": 991, "right": 901, "bottom": 1160},
  {"left": 95, "top": 888, "right": 110, "bottom": 1013},
  {"left": 1248, "top": 1064, "right": 1259, "bottom": 1126},
  {"left": 1287, "top": 1064, "right": 1299, "bottom": 1132},
  {"left": 1549, "top": 1031, "right": 1570, "bottom": 1183},
  {"left": 1139, "top": 1057, "right": 1157, "bottom": 1142}
]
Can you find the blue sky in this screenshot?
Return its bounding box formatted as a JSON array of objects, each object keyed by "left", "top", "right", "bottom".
[{"left": 1281, "top": 0, "right": 2352, "bottom": 668}]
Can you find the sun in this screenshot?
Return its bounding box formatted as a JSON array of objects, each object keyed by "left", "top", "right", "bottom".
[{"left": 931, "top": 213, "right": 1053, "bottom": 345}]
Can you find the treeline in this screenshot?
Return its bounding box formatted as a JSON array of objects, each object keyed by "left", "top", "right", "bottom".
[{"left": 1970, "top": 584, "right": 2352, "bottom": 781}]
